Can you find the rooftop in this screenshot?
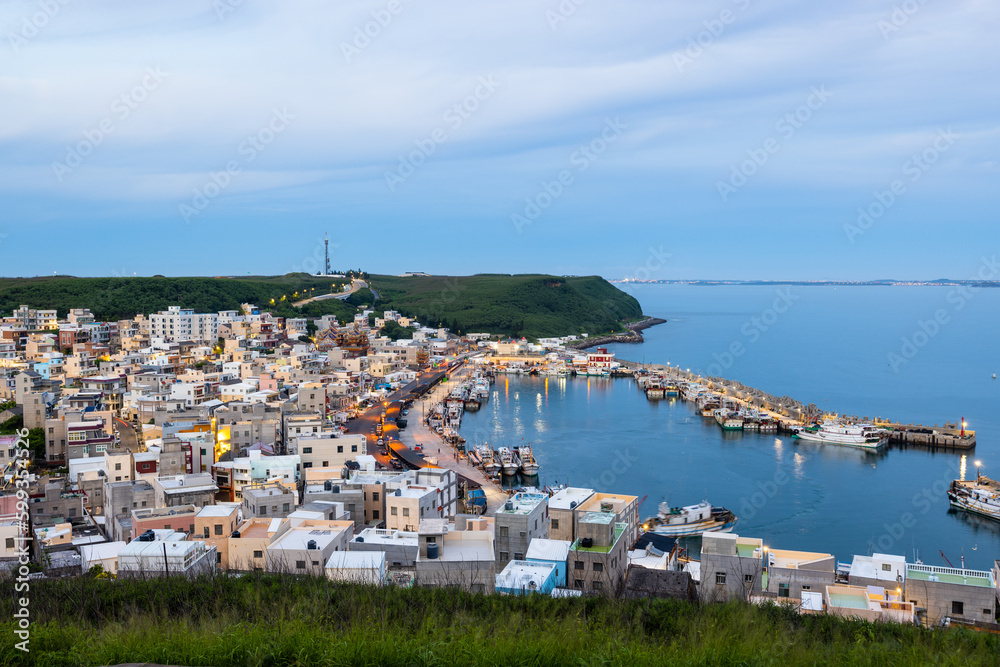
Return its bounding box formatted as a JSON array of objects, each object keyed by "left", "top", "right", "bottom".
[
  {"left": 579, "top": 511, "right": 615, "bottom": 525},
  {"left": 498, "top": 492, "right": 547, "bottom": 515},
  {"left": 270, "top": 525, "right": 349, "bottom": 552},
  {"left": 548, "top": 487, "right": 595, "bottom": 511},
  {"left": 571, "top": 523, "right": 626, "bottom": 554},
  {"left": 352, "top": 527, "right": 418, "bottom": 547},
  {"left": 525, "top": 538, "right": 571, "bottom": 562},
  {"left": 196, "top": 505, "right": 238, "bottom": 518},
  {"left": 496, "top": 560, "right": 557, "bottom": 590},
  {"left": 906, "top": 563, "right": 995, "bottom": 588}
]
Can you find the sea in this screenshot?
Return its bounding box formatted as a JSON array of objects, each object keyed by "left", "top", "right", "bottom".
[{"left": 458, "top": 284, "right": 1000, "bottom": 570}]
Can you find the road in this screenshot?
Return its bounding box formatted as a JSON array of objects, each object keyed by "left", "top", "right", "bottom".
[
  {"left": 113, "top": 417, "right": 140, "bottom": 451},
  {"left": 293, "top": 279, "right": 367, "bottom": 307}
]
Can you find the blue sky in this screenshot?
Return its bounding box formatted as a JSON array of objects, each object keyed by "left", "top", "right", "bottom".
[{"left": 1, "top": 0, "right": 997, "bottom": 281}]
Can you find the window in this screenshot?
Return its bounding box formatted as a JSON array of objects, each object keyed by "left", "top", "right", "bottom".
[
  {"left": 593, "top": 581, "right": 603, "bottom": 591},
  {"left": 351, "top": 445, "right": 358, "bottom": 452},
  {"left": 593, "top": 562, "right": 603, "bottom": 572},
  {"left": 260, "top": 506, "right": 267, "bottom": 515},
  {"left": 203, "top": 527, "right": 211, "bottom": 538},
  {"left": 337, "top": 446, "right": 344, "bottom": 453},
  {"left": 514, "top": 553, "right": 523, "bottom": 560},
  {"left": 5, "top": 538, "right": 14, "bottom": 549},
  {"left": 801, "top": 585, "right": 811, "bottom": 591},
  {"left": 141, "top": 501, "right": 147, "bottom": 507},
  {"left": 952, "top": 601, "right": 964, "bottom": 616},
  {"left": 499, "top": 526, "right": 509, "bottom": 537},
  {"left": 282, "top": 503, "right": 289, "bottom": 513},
  {"left": 551, "top": 519, "right": 559, "bottom": 530},
  {"left": 322, "top": 461, "right": 328, "bottom": 467},
  {"left": 296, "top": 560, "right": 306, "bottom": 569},
  {"left": 426, "top": 536, "right": 436, "bottom": 543},
  {"left": 499, "top": 551, "right": 509, "bottom": 561},
  {"left": 372, "top": 510, "right": 379, "bottom": 520},
  {"left": 115, "top": 462, "right": 122, "bottom": 471},
  {"left": 303, "top": 447, "right": 312, "bottom": 454},
  {"left": 744, "top": 574, "right": 754, "bottom": 583},
  {"left": 214, "top": 524, "right": 223, "bottom": 536},
  {"left": 402, "top": 508, "right": 409, "bottom": 516},
  {"left": 391, "top": 507, "right": 398, "bottom": 516},
  {"left": 574, "top": 579, "right": 584, "bottom": 589},
  {"left": 778, "top": 583, "right": 790, "bottom": 598},
  {"left": 312, "top": 561, "right": 319, "bottom": 567},
  {"left": 372, "top": 492, "right": 379, "bottom": 502},
  {"left": 985, "top": 609, "right": 993, "bottom": 616},
  {"left": 715, "top": 572, "right": 727, "bottom": 585},
  {"left": 575, "top": 560, "right": 584, "bottom": 571},
  {"left": 882, "top": 563, "right": 892, "bottom": 572},
  {"left": 253, "top": 550, "right": 263, "bottom": 559}
]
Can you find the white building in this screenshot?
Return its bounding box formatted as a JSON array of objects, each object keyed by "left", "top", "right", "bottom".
[{"left": 149, "top": 306, "right": 219, "bottom": 344}]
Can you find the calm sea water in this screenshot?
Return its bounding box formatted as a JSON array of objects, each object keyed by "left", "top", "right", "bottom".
[{"left": 460, "top": 285, "right": 1000, "bottom": 569}]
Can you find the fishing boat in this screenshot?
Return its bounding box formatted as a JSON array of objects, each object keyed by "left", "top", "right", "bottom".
[
  {"left": 477, "top": 445, "right": 500, "bottom": 476},
  {"left": 641, "top": 500, "right": 737, "bottom": 537},
  {"left": 948, "top": 470, "right": 1000, "bottom": 522},
  {"left": 497, "top": 447, "right": 520, "bottom": 476},
  {"left": 517, "top": 446, "right": 540, "bottom": 475},
  {"left": 714, "top": 408, "right": 744, "bottom": 431},
  {"left": 664, "top": 382, "right": 679, "bottom": 397},
  {"left": 792, "top": 421, "right": 889, "bottom": 450},
  {"left": 645, "top": 376, "right": 666, "bottom": 399}
]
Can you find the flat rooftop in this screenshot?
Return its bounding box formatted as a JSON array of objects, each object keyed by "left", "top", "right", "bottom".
[
  {"left": 496, "top": 560, "right": 556, "bottom": 589},
  {"left": 525, "top": 538, "right": 571, "bottom": 562},
  {"left": 196, "top": 505, "right": 237, "bottom": 518},
  {"left": 571, "top": 524, "right": 625, "bottom": 554},
  {"left": 270, "top": 526, "right": 346, "bottom": 551},
  {"left": 549, "top": 487, "right": 594, "bottom": 511},
  {"left": 906, "top": 564, "right": 995, "bottom": 588},
  {"left": 498, "top": 492, "right": 547, "bottom": 515},
  {"left": 352, "top": 528, "right": 418, "bottom": 547},
  {"left": 579, "top": 511, "right": 615, "bottom": 525}
]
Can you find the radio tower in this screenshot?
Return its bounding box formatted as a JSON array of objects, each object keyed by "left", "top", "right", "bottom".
[{"left": 324, "top": 233, "right": 330, "bottom": 276}]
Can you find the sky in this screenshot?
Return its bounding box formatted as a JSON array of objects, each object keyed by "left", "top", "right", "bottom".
[{"left": 1, "top": 0, "right": 998, "bottom": 281}]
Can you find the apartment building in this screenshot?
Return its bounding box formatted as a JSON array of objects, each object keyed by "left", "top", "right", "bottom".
[
  {"left": 149, "top": 306, "right": 219, "bottom": 344},
  {"left": 567, "top": 512, "right": 628, "bottom": 596},
  {"left": 494, "top": 492, "right": 549, "bottom": 569},
  {"left": 242, "top": 481, "right": 297, "bottom": 519}
]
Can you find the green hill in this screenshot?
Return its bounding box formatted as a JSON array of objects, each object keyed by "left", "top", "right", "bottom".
[
  {"left": 1, "top": 573, "right": 996, "bottom": 666},
  {"left": 369, "top": 273, "right": 643, "bottom": 338},
  {"left": 0, "top": 273, "right": 643, "bottom": 340}
]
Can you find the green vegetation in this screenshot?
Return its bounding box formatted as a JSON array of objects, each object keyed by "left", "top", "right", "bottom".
[
  {"left": 0, "top": 274, "right": 348, "bottom": 321},
  {"left": 381, "top": 320, "right": 413, "bottom": 340},
  {"left": 1, "top": 573, "right": 996, "bottom": 666},
  {"left": 370, "top": 274, "right": 642, "bottom": 339},
  {"left": 0, "top": 415, "right": 42, "bottom": 460}
]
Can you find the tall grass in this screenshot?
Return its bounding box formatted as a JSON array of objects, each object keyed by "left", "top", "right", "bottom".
[{"left": 1, "top": 571, "right": 997, "bottom": 666}]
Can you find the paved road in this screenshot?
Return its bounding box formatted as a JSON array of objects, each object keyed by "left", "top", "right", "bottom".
[
  {"left": 113, "top": 417, "right": 140, "bottom": 451},
  {"left": 293, "top": 279, "right": 367, "bottom": 307}
]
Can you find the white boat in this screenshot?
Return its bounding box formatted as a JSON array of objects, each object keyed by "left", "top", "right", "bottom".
[
  {"left": 793, "top": 421, "right": 889, "bottom": 449},
  {"left": 642, "top": 500, "right": 737, "bottom": 537},
  {"left": 497, "top": 447, "right": 520, "bottom": 476},
  {"left": 948, "top": 473, "right": 1000, "bottom": 522},
  {"left": 645, "top": 376, "right": 665, "bottom": 399},
  {"left": 477, "top": 446, "right": 501, "bottom": 475},
  {"left": 714, "top": 408, "right": 744, "bottom": 431},
  {"left": 517, "top": 446, "right": 540, "bottom": 475}
]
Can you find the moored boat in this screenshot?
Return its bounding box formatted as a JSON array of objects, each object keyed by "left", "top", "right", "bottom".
[
  {"left": 948, "top": 470, "right": 1000, "bottom": 522},
  {"left": 642, "top": 500, "right": 737, "bottom": 537},
  {"left": 792, "top": 421, "right": 889, "bottom": 450},
  {"left": 517, "top": 445, "right": 540, "bottom": 475},
  {"left": 498, "top": 447, "right": 520, "bottom": 476}
]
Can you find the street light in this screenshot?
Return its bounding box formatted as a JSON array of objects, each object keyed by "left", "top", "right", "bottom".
[{"left": 974, "top": 460, "right": 982, "bottom": 482}]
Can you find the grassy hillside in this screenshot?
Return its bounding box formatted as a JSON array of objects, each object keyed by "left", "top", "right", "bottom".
[
  {"left": 370, "top": 273, "right": 643, "bottom": 338},
  {"left": 0, "top": 274, "right": 352, "bottom": 322},
  {"left": 1, "top": 573, "right": 996, "bottom": 666}
]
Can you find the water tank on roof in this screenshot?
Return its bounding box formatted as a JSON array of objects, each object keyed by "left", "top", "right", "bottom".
[
  {"left": 580, "top": 537, "right": 593, "bottom": 548},
  {"left": 426, "top": 542, "right": 439, "bottom": 559},
  {"left": 307, "top": 539, "right": 318, "bottom": 550},
  {"left": 505, "top": 501, "right": 514, "bottom": 511},
  {"left": 356, "top": 536, "right": 364, "bottom": 543},
  {"left": 395, "top": 489, "right": 402, "bottom": 497},
  {"left": 569, "top": 501, "right": 578, "bottom": 509},
  {"left": 232, "top": 530, "right": 240, "bottom": 538},
  {"left": 323, "top": 480, "right": 332, "bottom": 491},
  {"left": 332, "top": 485, "right": 340, "bottom": 493}
]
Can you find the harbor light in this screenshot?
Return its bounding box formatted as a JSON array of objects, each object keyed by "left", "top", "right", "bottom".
[{"left": 975, "top": 460, "right": 982, "bottom": 481}]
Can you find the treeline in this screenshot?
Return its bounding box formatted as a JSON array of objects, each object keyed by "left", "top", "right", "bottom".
[
  {"left": 0, "top": 274, "right": 348, "bottom": 321},
  {"left": 371, "top": 273, "right": 643, "bottom": 338}
]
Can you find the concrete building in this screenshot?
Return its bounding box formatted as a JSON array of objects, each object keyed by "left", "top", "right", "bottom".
[
  {"left": 494, "top": 492, "right": 549, "bottom": 569},
  {"left": 349, "top": 527, "right": 419, "bottom": 568},
  {"left": 823, "top": 584, "right": 915, "bottom": 624},
  {"left": 763, "top": 547, "right": 836, "bottom": 602},
  {"left": 415, "top": 516, "right": 495, "bottom": 594},
  {"left": 904, "top": 563, "right": 997, "bottom": 627},
  {"left": 548, "top": 487, "right": 594, "bottom": 543},
  {"left": 495, "top": 560, "right": 559, "bottom": 596},
  {"left": 242, "top": 481, "right": 297, "bottom": 519},
  {"left": 149, "top": 307, "right": 219, "bottom": 344},
  {"left": 325, "top": 551, "right": 386, "bottom": 585},
  {"left": 575, "top": 492, "right": 639, "bottom": 546},
  {"left": 130, "top": 505, "right": 199, "bottom": 540},
  {"left": 154, "top": 474, "right": 219, "bottom": 509},
  {"left": 265, "top": 519, "right": 353, "bottom": 576},
  {"left": 848, "top": 553, "right": 908, "bottom": 591},
  {"left": 192, "top": 504, "right": 242, "bottom": 568},
  {"left": 699, "top": 532, "right": 765, "bottom": 603},
  {"left": 567, "top": 512, "right": 628, "bottom": 596},
  {"left": 525, "top": 538, "right": 571, "bottom": 588},
  {"left": 117, "top": 529, "right": 217, "bottom": 578},
  {"left": 227, "top": 518, "right": 282, "bottom": 572},
  {"left": 104, "top": 479, "right": 156, "bottom": 542},
  {"left": 296, "top": 434, "right": 366, "bottom": 471}
]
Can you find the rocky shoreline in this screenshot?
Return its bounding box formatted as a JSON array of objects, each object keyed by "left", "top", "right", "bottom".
[{"left": 569, "top": 317, "right": 666, "bottom": 350}]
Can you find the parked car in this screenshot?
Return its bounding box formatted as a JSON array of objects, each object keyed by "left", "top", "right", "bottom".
[
  {"left": 377, "top": 437, "right": 384, "bottom": 446},
  {"left": 414, "top": 444, "right": 422, "bottom": 452}
]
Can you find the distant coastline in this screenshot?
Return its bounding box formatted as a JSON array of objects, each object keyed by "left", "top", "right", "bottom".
[{"left": 610, "top": 279, "right": 1000, "bottom": 287}]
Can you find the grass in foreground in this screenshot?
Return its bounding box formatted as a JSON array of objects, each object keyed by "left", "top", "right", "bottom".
[{"left": 1, "top": 572, "right": 997, "bottom": 666}]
